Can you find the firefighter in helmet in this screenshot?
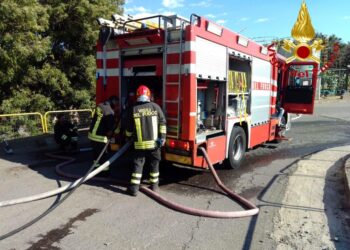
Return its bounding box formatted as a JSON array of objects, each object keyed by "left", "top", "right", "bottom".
[
  {"left": 54, "top": 113, "right": 78, "bottom": 152},
  {"left": 88, "top": 95, "right": 119, "bottom": 176},
  {"left": 125, "top": 85, "right": 166, "bottom": 196}
]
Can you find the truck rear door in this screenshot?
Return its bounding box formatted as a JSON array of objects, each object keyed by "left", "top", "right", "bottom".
[{"left": 281, "top": 62, "right": 318, "bottom": 114}]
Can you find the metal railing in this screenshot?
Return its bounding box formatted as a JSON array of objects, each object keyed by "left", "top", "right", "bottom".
[
  {"left": 0, "top": 109, "right": 93, "bottom": 140},
  {"left": 43, "top": 109, "right": 93, "bottom": 133},
  {"left": 0, "top": 112, "right": 45, "bottom": 140}
]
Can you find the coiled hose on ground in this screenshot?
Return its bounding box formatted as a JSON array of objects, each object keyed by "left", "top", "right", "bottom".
[
  {"left": 0, "top": 144, "right": 258, "bottom": 218},
  {"left": 54, "top": 146, "right": 259, "bottom": 218},
  {"left": 0, "top": 141, "right": 130, "bottom": 208}
]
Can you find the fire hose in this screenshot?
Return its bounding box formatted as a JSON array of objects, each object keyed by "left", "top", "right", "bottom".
[
  {"left": 0, "top": 141, "right": 129, "bottom": 208},
  {"left": 0, "top": 144, "right": 258, "bottom": 219},
  {"left": 56, "top": 146, "right": 259, "bottom": 218}
]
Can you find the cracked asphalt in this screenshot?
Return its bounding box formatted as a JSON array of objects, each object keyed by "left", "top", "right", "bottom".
[{"left": 0, "top": 98, "right": 350, "bottom": 249}]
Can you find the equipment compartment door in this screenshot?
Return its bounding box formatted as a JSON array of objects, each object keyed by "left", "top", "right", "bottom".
[{"left": 282, "top": 62, "right": 318, "bottom": 114}]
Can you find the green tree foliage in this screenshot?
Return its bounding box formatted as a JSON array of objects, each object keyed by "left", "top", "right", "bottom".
[
  {"left": 340, "top": 43, "right": 350, "bottom": 68},
  {"left": 0, "top": 0, "right": 51, "bottom": 113},
  {"left": 321, "top": 70, "right": 339, "bottom": 91},
  {"left": 42, "top": 0, "right": 123, "bottom": 109},
  {"left": 317, "top": 33, "right": 344, "bottom": 68},
  {"left": 341, "top": 44, "right": 350, "bottom": 90},
  {"left": 313, "top": 33, "right": 350, "bottom": 92},
  {"left": 0, "top": 0, "right": 123, "bottom": 114}
]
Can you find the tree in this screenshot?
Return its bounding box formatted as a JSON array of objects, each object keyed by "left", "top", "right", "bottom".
[
  {"left": 340, "top": 43, "right": 350, "bottom": 67},
  {"left": 0, "top": 0, "right": 56, "bottom": 113},
  {"left": 315, "top": 33, "right": 342, "bottom": 68},
  {"left": 0, "top": 0, "right": 123, "bottom": 113},
  {"left": 314, "top": 33, "right": 349, "bottom": 93},
  {"left": 341, "top": 43, "right": 350, "bottom": 90},
  {"left": 41, "top": 0, "right": 124, "bottom": 109}
]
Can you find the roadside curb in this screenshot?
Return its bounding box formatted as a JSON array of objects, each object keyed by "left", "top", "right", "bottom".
[
  {"left": 319, "top": 115, "right": 350, "bottom": 123},
  {"left": 344, "top": 157, "right": 350, "bottom": 208}
]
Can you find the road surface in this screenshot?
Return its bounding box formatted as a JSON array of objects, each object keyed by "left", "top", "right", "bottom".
[{"left": 0, "top": 98, "right": 350, "bottom": 249}]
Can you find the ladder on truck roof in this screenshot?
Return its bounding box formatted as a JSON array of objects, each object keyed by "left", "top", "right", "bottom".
[
  {"left": 97, "top": 14, "right": 190, "bottom": 139},
  {"left": 163, "top": 17, "right": 189, "bottom": 139}
]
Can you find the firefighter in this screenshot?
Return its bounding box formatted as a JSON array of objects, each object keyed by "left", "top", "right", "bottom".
[
  {"left": 54, "top": 113, "right": 78, "bottom": 152},
  {"left": 88, "top": 95, "right": 119, "bottom": 176},
  {"left": 112, "top": 91, "right": 136, "bottom": 149},
  {"left": 125, "top": 85, "right": 166, "bottom": 196}
]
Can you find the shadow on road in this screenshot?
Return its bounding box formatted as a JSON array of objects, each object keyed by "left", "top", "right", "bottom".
[
  {"left": 324, "top": 156, "right": 350, "bottom": 248},
  {"left": 0, "top": 134, "right": 202, "bottom": 198}
]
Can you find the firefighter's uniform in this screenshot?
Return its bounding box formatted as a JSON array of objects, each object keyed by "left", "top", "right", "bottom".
[
  {"left": 54, "top": 116, "right": 78, "bottom": 152},
  {"left": 88, "top": 101, "right": 116, "bottom": 173},
  {"left": 126, "top": 100, "right": 166, "bottom": 196}
]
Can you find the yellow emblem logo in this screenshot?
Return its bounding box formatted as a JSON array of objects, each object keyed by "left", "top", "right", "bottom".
[{"left": 282, "top": 0, "right": 324, "bottom": 64}]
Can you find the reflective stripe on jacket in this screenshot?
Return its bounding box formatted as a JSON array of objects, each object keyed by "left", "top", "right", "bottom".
[
  {"left": 88, "top": 103, "right": 115, "bottom": 143},
  {"left": 125, "top": 102, "right": 166, "bottom": 150}
]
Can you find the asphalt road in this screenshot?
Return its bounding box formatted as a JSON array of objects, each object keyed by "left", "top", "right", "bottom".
[{"left": 0, "top": 99, "right": 349, "bottom": 250}]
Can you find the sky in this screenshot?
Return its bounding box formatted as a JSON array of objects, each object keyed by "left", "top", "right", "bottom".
[{"left": 122, "top": 0, "right": 350, "bottom": 43}]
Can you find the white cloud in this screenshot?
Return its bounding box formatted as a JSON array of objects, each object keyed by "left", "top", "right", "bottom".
[
  {"left": 190, "top": 1, "right": 211, "bottom": 7},
  {"left": 124, "top": 6, "right": 149, "bottom": 13},
  {"left": 125, "top": 0, "right": 133, "bottom": 4},
  {"left": 162, "top": 0, "right": 184, "bottom": 8},
  {"left": 255, "top": 18, "right": 269, "bottom": 23},
  {"left": 216, "top": 19, "right": 226, "bottom": 24},
  {"left": 239, "top": 17, "right": 249, "bottom": 22},
  {"left": 206, "top": 14, "right": 216, "bottom": 18}
]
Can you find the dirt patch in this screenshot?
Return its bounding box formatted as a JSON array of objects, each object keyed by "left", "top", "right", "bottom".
[
  {"left": 5, "top": 165, "right": 28, "bottom": 177},
  {"left": 26, "top": 208, "right": 99, "bottom": 250}
]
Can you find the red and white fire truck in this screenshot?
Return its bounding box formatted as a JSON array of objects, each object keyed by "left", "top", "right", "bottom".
[{"left": 95, "top": 14, "right": 318, "bottom": 169}]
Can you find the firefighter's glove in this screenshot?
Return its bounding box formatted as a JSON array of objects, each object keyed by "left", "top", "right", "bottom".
[
  {"left": 61, "top": 134, "right": 68, "bottom": 141},
  {"left": 156, "top": 138, "right": 165, "bottom": 148}
]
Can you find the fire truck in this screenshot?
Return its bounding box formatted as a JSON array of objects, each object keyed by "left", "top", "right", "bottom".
[{"left": 95, "top": 14, "right": 318, "bottom": 169}]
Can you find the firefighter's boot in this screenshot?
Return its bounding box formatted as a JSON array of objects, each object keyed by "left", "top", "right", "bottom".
[
  {"left": 127, "top": 184, "right": 139, "bottom": 197},
  {"left": 149, "top": 171, "right": 159, "bottom": 192},
  {"left": 150, "top": 183, "right": 159, "bottom": 193}
]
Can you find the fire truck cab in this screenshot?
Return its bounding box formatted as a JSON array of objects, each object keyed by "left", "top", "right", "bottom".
[{"left": 95, "top": 14, "right": 318, "bottom": 169}]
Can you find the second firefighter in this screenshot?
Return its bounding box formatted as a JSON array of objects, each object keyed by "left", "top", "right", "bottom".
[{"left": 125, "top": 85, "right": 166, "bottom": 196}]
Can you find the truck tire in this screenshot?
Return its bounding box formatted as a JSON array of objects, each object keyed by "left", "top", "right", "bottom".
[{"left": 227, "top": 126, "right": 246, "bottom": 169}]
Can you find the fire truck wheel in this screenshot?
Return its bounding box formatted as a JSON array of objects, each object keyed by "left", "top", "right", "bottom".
[{"left": 227, "top": 126, "right": 246, "bottom": 169}]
